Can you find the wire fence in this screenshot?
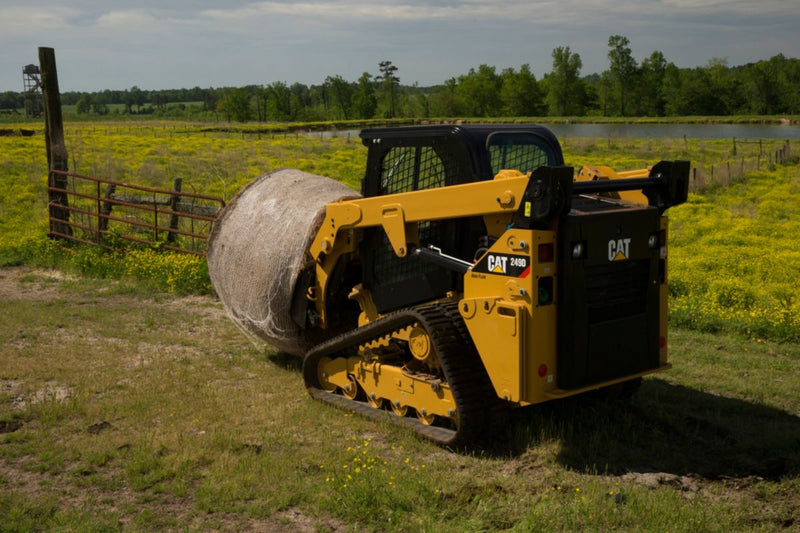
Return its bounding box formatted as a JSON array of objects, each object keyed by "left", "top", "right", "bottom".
[{"left": 689, "top": 139, "right": 792, "bottom": 191}]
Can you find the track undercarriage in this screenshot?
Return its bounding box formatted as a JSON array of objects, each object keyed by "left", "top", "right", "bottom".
[{"left": 302, "top": 303, "right": 501, "bottom": 447}]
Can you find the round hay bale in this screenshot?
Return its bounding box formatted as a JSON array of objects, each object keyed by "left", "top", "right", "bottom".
[{"left": 208, "top": 169, "right": 360, "bottom": 356}]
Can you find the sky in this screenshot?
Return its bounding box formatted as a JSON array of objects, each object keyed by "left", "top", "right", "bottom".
[{"left": 2, "top": 0, "right": 799, "bottom": 93}]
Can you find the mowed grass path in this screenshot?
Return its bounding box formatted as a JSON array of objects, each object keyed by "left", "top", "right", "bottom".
[{"left": 1, "top": 268, "right": 798, "bottom": 531}]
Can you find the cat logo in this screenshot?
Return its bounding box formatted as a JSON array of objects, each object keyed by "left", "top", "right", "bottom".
[
  {"left": 608, "top": 238, "right": 631, "bottom": 261},
  {"left": 486, "top": 254, "right": 508, "bottom": 274},
  {"left": 473, "top": 253, "right": 530, "bottom": 277}
]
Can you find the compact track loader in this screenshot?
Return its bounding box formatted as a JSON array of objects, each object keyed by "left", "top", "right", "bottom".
[{"left": 213, "top": 124, "right": 690, "bottom": 447}]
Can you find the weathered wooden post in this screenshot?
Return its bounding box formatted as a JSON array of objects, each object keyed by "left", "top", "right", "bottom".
[
  {"left": 168, "top": 178, "right": 182, "bottom": 243},
  {"left": 39, "top": 46, "right": 71, "bottom": 238},
  {"left": 98, "top": 183, "right": 116, "bottom": 236}
]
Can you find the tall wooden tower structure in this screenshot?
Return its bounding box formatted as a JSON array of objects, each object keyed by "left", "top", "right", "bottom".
[{"left": 23, "top": 64, "right": 43, "bottom": 118}]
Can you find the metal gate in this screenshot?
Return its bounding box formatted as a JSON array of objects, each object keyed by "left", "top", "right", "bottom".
[{"left": 47, "top": 170, "right": 225, "bottom": 256}]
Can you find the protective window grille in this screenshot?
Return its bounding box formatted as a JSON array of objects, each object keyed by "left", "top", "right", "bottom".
[
  {"left": 489, "top": 144, "right": 550, "bottom": 176},
  {"left": 372, "top": 146, "right": 449, "bottom": 290},
  {"left": 371, "top": 221, "right": 441, "bottom": 285},
  {"left": 380, "top": 146, "right": 446, "bottom": 195}
]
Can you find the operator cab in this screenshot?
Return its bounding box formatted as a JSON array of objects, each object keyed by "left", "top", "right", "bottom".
[{"left": 358, "top": 124, "right": 564, "bottom": 313}]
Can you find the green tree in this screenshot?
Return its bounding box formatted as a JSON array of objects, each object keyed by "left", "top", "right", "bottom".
[
  {"left": 129, "top": 86, "right": 145, "bottom": 113},
  {"left": 150, "top": 91, "right": 168, "bottom": 110},
  {"left": 376, "top": 60, "right": 400, "bottom": 118},
  {"left": 90, "top": 93, "right": 109, "bottom": 115},
  {"left": 500, "top": 64, "right": 545, "bottom": 116},
  {"left": 640, "top": 51, "right": 667, "bottom": 116},
  {"left": 779, "top": 56, "right": 800, "bottom": 114},
  {"left": 607, "top": 35, "right": 638, "bottom": 116},
  {"left": 203, "top": 89, "right": 219, "bottom": 112},
  {"left": 352, "top": 72, "right": 378, "bottom": 119},
  {"left": 217, "top": 88, "right": 252, "bottom": 122},
  {"left": 745, "top": 54, "right": 800, "bottom": 114},
  {"left": 75, "top": 94, "right": 92, "bottom": 114},
  {"left": 325, "top": 75, "right": 354, "bottom": 119},
  {"left": 289, "top": 83, "right": 318, "bottom": 120},
  {"left": 546, "top": 46, "right": 584, "bottom": 116},
  {"left": 407, "top": 84, "right": 431, "bottom": 118},
  {"left": 253, "top": 86, "right": 269, "bottom": 122},
  {"left": 0, "top": 91, "right": 23, "bottom": 110},
  {"left": 428, "top": 78, "right": 464, "bottom": 117},
  {"left": 593, "top": 71, "right": 616, "bottom": 116},
  {"left": 267, "top": 82, "right": 292, "bottom": 120},
  {"left": 705, "top": 58, "right": 746, "bottom": 114},
  {"left": 663, "top": 65, "right": 719, "bottom": 115},
  {"left": 456, "top": 64, "right": 502, "bottom": 116}
]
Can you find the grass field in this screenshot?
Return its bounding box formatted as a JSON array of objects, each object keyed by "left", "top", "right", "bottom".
[
  {"left": 0, "top": 121, "right": 799, "bottom": 530},
  {"left": 0, "top": 268, "right": 798, "bottom": 531}
]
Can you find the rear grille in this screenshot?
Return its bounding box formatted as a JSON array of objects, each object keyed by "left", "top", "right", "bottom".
[{"left": 585, "top": 260, "right": 649, "bottom": 323}]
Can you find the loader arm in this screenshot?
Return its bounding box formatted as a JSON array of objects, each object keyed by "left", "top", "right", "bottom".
[{"left": 308, "top": 167, "right": 571, "bottom": 328}]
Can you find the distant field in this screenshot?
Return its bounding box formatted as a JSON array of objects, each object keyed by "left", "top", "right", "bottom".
[{"left": 1, "top": 121, "right": 797, "bottom": 340}]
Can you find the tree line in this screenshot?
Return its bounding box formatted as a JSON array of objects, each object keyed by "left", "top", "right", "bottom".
[{"left": 2, "top": 36, "right": 798, "bottom": 120}]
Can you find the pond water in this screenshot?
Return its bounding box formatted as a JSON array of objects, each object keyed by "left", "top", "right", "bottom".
[
  {"left": 319, "top": 123, "right": 800, "bottom": 140},
  {"left": 545, "top": 122, "right": 800, "bottom": 140}
]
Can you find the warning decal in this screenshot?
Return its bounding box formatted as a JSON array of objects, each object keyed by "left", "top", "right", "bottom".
[{"left": 472, "top": 253, "right": 530, "bottom": 277}]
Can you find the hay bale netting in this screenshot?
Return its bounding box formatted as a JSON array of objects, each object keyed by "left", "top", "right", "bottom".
[{"left": 208, "top": 169, "right": 360, "bottom": 356}]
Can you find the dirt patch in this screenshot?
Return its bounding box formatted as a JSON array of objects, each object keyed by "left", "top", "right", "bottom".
[
  {"left": 11, "top": 381, "right": 72, "bottom": 410},
  {"left": 0, "top": 267, "right": 71, "bottom": 302},
  {"left": 620, "top": 471, "right": 702, "bottom": 493},
  {"left": 0, "top": 379, "right": 23, "bottom": 397}
]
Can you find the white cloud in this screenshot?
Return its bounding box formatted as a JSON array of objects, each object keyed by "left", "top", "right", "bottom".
[
  {"left": 0, "top": 0, "right": 798, "bottom": 90},
  {"left": 0, "top": 6, "right": 81, "bottom": 36},
  {"left": 95, "top": 10, "right": 165, "bottom": 30}
]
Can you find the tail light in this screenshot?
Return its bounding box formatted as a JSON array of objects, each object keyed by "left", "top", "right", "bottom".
[{"left": 538, "top": 243, "right": 554, "bottom": 263}]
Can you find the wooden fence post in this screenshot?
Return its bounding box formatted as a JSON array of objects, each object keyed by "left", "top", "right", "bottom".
[
  {"left": 168, "top": 178, "right": 182, "bottom": 243},
  {"left": 98, "top": 183, "right": 116, "bottom": 237},
  {"left": 39, "top": 46, "right": 71, "bottom": 238}
]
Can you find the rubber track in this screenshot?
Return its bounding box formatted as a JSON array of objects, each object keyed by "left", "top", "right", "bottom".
[{"left": 303, "top": 303, "right": 500, "bottom": 448}]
